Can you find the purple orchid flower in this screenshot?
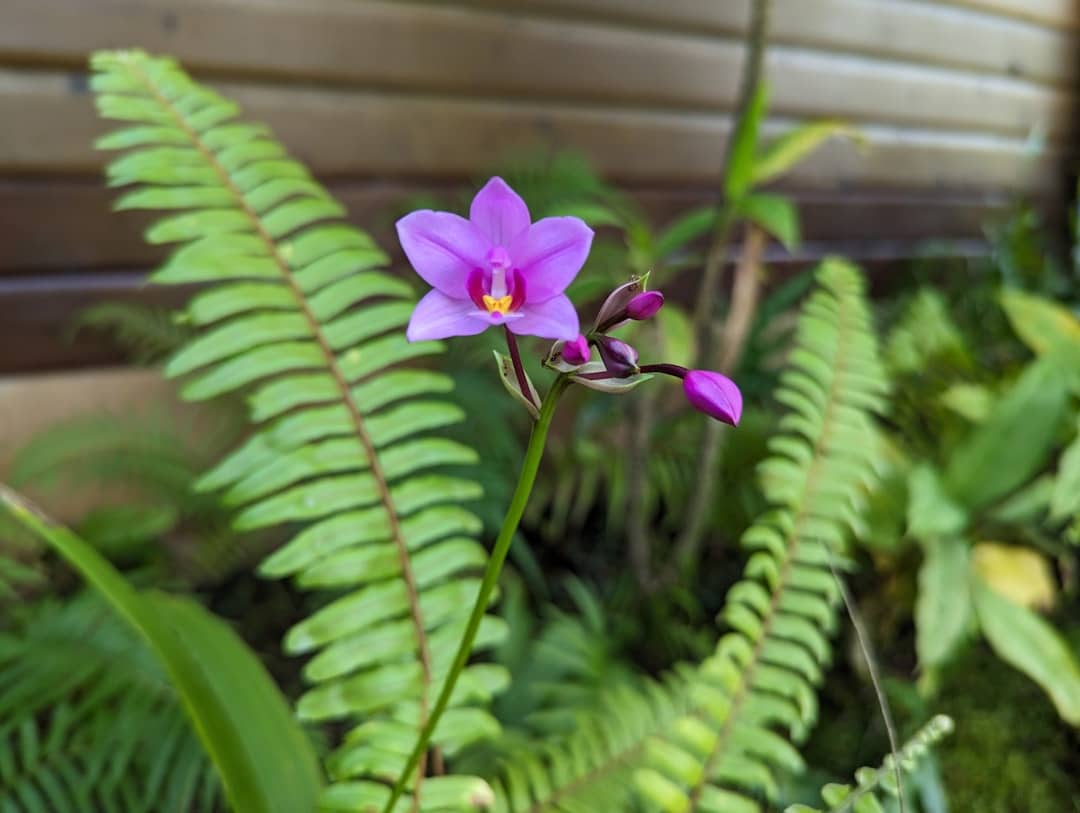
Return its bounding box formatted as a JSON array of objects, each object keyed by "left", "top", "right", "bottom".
[{"left": 398, "top": 177, "right": 594, "bottom": 342}]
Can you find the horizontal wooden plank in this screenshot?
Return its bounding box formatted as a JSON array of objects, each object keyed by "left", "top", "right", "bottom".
[
  {"left": 0, "top": 69, "right": 1065, "bottom": 194},
  {"left": 936, "top": 0, "right": 1079, "bottom": 30},
  {"left": 0, "top": 273, "right": 191, "bottom": 372},
  {"left": 0, "top": 239, "right": 992, "bottom": 372},
  {"left": 0, "top": 178, "right": 1012, "bottom": 274},
  {"left": 0, "top": 0, "right": 1073, "bottom": 138},
  {"left": 452, "top": 0, "right": 1079, "bottom": 83}
]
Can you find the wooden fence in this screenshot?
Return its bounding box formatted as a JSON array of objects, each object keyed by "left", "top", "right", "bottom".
[{"left": 0, "top": 0, "right": 1077, "bottom": 370}]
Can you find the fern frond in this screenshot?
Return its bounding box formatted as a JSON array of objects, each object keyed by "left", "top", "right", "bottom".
[
  {"left": 74, "top": 301, "right": 197, "bottom": 364},
  {"left": 91, "top": 50, "right": 502, "bottom": 809},
  {"left": 635, "top": 259, "right": 890, "bottom": 812},
  {"left": 488, "top": 674, "right": 692, "bottom": 813},
  {"left": 0, "top": 594, "right": 219, "bottom": 812},
  {"left": 785, "top": 715, "right": 954, "bottom": 813}
]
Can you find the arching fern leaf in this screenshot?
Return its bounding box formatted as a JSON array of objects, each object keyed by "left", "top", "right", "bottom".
[
  {"left": 785, "top": 715, "right": 954, "bottom": 813},
  {"left": 634, "top": 259, "right": 891, "bottom": 812},
  {"left": 91, "top": 50, "right": 503, "bottom": 811}
]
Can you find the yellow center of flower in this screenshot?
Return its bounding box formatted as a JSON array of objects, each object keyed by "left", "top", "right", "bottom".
[{"left": 482, "top": 294, "right": 514, "bottom": 315}]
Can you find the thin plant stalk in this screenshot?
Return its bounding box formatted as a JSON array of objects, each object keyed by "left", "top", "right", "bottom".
[
  {"left": 675, "top": 225, "right": 766, "bottom": 571},
  {"left": 504, "top": 325, "right": 537, "bottom": 409},
  {"left": 689, "top": 0, "right": 772, "bottom": 358},
  {"left": 382, "top": 376, "right": 570, "bottom": 812}
]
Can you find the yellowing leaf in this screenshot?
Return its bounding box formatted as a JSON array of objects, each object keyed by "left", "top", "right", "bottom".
[{"left": 972, "top": 542, "right": 1056, "bottom": 611}]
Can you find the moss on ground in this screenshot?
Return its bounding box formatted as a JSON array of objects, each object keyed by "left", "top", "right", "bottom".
[{"left": 935, "top": 642, "right": 1080, "bottom": 813}]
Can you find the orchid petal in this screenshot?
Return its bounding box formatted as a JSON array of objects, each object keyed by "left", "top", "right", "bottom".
[
  {"left": 396, "top": 211, "right": 491, "bottom": 297},
  {"left": 508, "top": 294, "right": 579, "bottom": 340},
  {"left": 510, "top": 217, "right": 594, "bottom": 301},
  {"left": 469, "top": 176, "right": 531, "bottom": 246},
  {"left": 406, "top": 290, "right": 490, "bottom": 342}
]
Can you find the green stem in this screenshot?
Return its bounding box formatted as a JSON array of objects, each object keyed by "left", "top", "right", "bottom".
[{"left": 382, "top": 375, "right": 570, "bottom": 812}]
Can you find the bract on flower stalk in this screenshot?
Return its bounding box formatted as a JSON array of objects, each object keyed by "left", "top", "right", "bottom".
[
  {"left": 398, "top": 177, "right": 594, "bottom": 342},
  {"left": 593, "top": 275, "right": 648, "bottom": 333}
]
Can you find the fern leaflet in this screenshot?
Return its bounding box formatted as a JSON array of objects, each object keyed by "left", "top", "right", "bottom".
[{"left": 785, "top": 715, "right": 954, "bottom": 813}]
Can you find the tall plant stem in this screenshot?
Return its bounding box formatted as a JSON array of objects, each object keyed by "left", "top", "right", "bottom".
[
  {"left": 383, "top": 376, "right": 570, "bottom": 812},
  {"left": 675, "top": 225, "right": 766, "bottom": 572},
  {"left": 676, "top": 0, "right": 772, "bottom": 577},
  {"left": 690, "top": 0, "right": 771, "bottom": 359}
]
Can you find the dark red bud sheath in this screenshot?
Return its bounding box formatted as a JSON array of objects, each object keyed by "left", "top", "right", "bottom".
[
  {"left": 561, "top": 334, "right": 591, "bottom": 366},
  {"left": 626, "top": 290, "right": 664, "bottom": 320},
  {"left": 683, "top": 370, "right": 743, "bottom": 426},
  {"left": 596, "top": 336, "right": 639, "bottom": 378}
]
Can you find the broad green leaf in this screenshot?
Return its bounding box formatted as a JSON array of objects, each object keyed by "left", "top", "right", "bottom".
[
  {"left": 939, "top": 382, "right": 993, "bottom": 423},
  {"left": 973, "top": 579, "right": 1080, "bottom": 725},
  {"left": 906, "top": 464, "right": 968, "bottom": 540},
  {"left": 752, "top": 120, "right": 861, "bottom": 186},
  {"left": 654, "top": 205, "right": 717, "bottom": 260},
  {"left": 738, "top": 193, "right": 800, "bottom": 250},
  {"left": 0, "top": 485, "right": 323, "bottom": 812},
  {"left": 944, "top": 358, "right": 1069, "bottom": 509},
  {"left": 725, "top": 82, "right": 770, "bottom": 201},
  {"left": 1051, "top": 418, "right": 1080, "bottom": 521},
  {"left": 654, "top": 303, "right": 695, "bottom": 367},
  {"left": 915, "top": 537, "right": 972, "bottom": 668},
  {"left": 999, "top": 289, "right": 1080, "bottom": 357}
]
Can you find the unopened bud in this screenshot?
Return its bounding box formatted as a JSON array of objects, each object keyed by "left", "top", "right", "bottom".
[
  {"left": 596, "top": 336, "right": 639, "bottom": 378},
  {"left": 626, "top": 290, "right": 664, "bottom": 320},
  {"left": 561, "top": 334, "right": 591, "bottom": 366},
  {"left": 683, "top": 370, "right": 742, "bottom": 426}
]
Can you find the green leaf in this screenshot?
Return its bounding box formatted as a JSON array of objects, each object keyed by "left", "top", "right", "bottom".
[
  {"left": 999, "top": 289, "right": 1080, "bottom": 357},
  {"left": 725, "top": 82, "right": 770, "bottom": 201},
  {"left": 906, "top": 464, "right": 968, "bottom": 540},
  {"left": 944, "top": 359, "right": 1069, "bottom": 510},
  {"left": 1051, "top": 418, "right": 1080, "bottom": 521},
  {"left": 752, "top": 120, "right": 861, "bottom": 187},
  {"left": 654, "top": 303, "right": 695, "bottom": 368},
  {"left": 915, "top": 537, "right": 972, "bottom": 669},
  {"left": 0, "top": 484, "right": 323, "bottom": 812},
  {"left": 973, "top": 579, "right": 1080, "bottom": 725},
  {"left": 738, "top": 193, "right": 800, "bottom": 250},
  {"left": 654, "top": 205, "right": 716, "bottom": 260}
]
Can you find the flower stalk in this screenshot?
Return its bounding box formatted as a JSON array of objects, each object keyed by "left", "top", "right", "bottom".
[
  {"left": 504, "top": 325, "right": 537, "bottom": 410},
  {"left": 382, "top": 375, "right": 571, "bottom": 812}
]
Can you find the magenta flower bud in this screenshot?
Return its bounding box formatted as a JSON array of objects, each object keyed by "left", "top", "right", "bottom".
[
  {"left": 596, "top": 336, "right": 639, "bottom": 378},
  {"left": 683, "top": 370, "right": 743, "bottom": 426},
  {"left": 561, "top": 334, "right": 591, "bottom": 366},
  {"left": 626, "top": 291, "right": 664, "bottom": 321}
]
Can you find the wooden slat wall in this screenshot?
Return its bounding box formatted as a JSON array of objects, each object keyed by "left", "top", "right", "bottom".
[{"left": 0, "top": 0, "right": 1076, "bottom": 371}]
